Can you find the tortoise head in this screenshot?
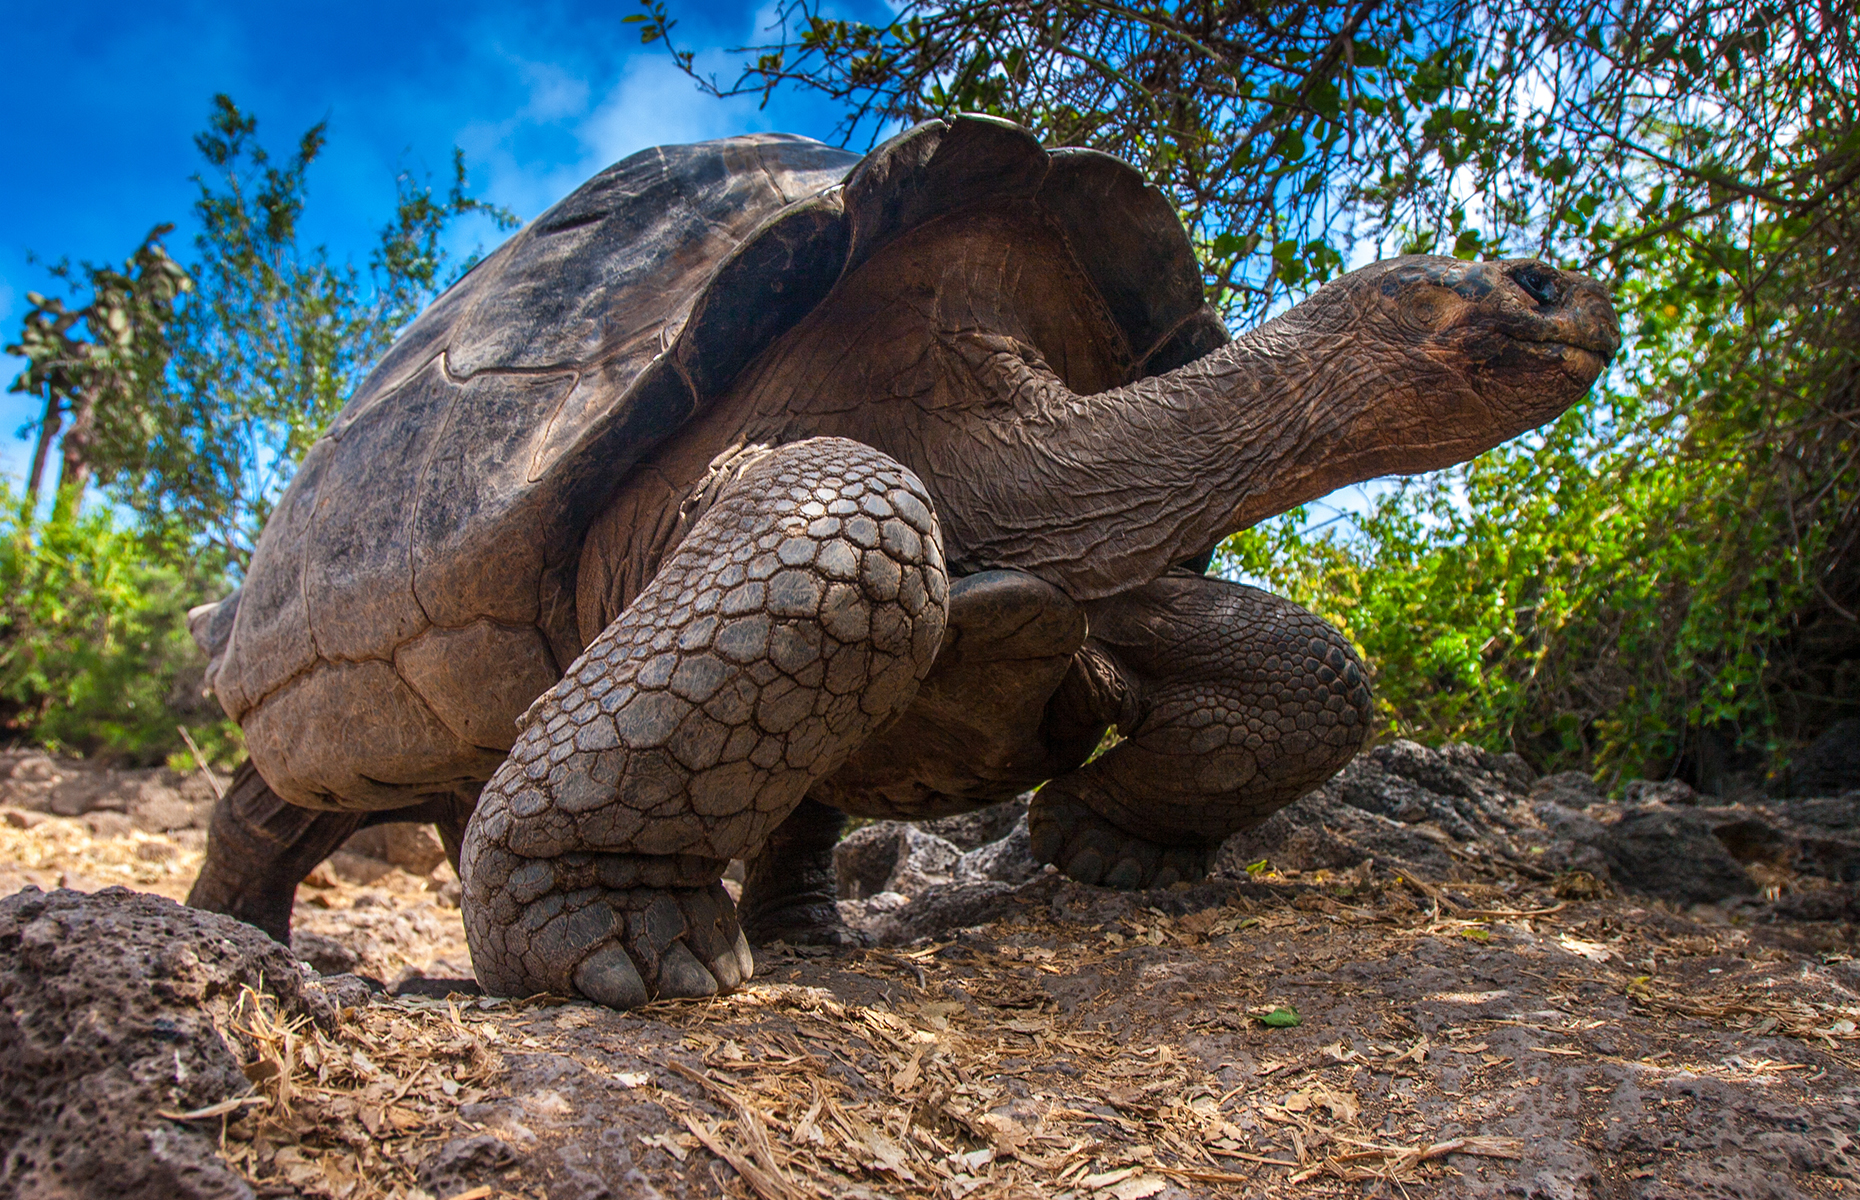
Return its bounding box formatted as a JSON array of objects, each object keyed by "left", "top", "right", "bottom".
[
  {"left": 1055, "top": 253, "right": 1622, "bottom": 591},
  {"left": 1280, "top": 254, "right": 1621, "bottom": 465}
]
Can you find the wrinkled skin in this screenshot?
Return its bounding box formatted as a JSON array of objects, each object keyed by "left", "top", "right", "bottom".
[{"left": 190, "top": 145, "right": 1619, "bottom": 1010}]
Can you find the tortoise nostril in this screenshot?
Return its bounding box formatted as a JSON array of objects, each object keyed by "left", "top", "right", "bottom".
[{"left": 1511, "top": 263, "right": 1560, "bottom": 306}]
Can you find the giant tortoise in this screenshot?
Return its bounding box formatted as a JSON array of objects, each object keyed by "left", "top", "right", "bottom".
[{"left": 186, "top": 115, "right": 1619, "bottom": 1008}]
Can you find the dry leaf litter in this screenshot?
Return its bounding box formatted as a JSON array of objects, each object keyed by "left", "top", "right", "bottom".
[{"left": 4, "top": 746, "right": 1859, "bottom": 1198}]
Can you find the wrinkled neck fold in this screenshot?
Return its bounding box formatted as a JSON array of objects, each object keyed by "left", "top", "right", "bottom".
[{"left": 923, "top": 315, "right": 1428, "bottom": 600}]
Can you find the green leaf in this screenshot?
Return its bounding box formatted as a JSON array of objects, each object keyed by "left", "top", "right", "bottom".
[
  {"left": 1257, "top": 1007, "right": 1301, "bottom": 1028},
  {"left": 1308, "top": 82, "right": 1342, "bottom": 121}
]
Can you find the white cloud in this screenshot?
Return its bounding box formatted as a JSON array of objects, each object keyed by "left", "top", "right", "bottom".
[
  {"left": 515, "top": 60, "right": 592, "bottom": 123},
  {"left": 577, "top": 54, "right": 771, "bottom": 172},
  {"left": 457, "top": 43, "right": 796, "bottom": 235}
]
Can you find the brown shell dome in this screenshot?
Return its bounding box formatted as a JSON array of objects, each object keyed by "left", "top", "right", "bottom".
[{"left": 205, "top": 115, "right": 1226, "bottom": 809}]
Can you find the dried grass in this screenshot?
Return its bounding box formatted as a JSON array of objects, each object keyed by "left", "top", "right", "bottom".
[
  {"left": 4, "top": 801, "right": 1854, "bottom": 1198},
  {"left": 186, "top": 986, "right": 512, "bottom": 1200}
]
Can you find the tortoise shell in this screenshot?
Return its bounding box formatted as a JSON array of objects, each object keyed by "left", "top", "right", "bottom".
[{"left": 208, "top": 115, "right": 1227, "bottom": 809}]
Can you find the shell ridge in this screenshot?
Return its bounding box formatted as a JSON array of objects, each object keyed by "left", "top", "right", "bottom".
[
  {"left": 1036, "top": 147, "right": 1217, "bottom": 374},
  {"left": 439, "top": 350, "right": 602, "bottom": 383}
]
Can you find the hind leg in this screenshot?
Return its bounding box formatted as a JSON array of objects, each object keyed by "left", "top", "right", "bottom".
[
  {"left": 189, "top": 766, "right": 479, "bottom": 942},
  {"left": 1030, "top": 573, "right": 1372, "bottom": 888},
  {"left": 186, "top": 762, "right": 364, "bottom": 941},
  {"left": 461, "top": 438, "right": 947, "bottom": 1007},
  {"left": 736, "top": 798, "right": 862, "bottom": 946}
]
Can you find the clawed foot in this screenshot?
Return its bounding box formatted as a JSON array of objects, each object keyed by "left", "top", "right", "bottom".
[
  {"left": 1029, "top": 785, "right": 1215, "bottom": 889},
  {"left": 471, "top": 880, "right": 754, "bottom": 1009}
]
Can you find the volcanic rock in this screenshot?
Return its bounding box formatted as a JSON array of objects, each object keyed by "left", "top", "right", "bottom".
[{"left": 0, "top": 886, "right": 330, "bottom": 1200}]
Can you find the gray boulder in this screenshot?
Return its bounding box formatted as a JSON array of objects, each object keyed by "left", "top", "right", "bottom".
[
  {"left": 834, "top": 823, "right": 962, "bottom": 900},
  {"left": 1600, "top": 807, "right": 1757, "bottom": 905},
  {"left": 957, "top": 815, "right": 1042, "bottom": 887},
  {"left": 1531, "top": 801, "right": 1616, "bottom": 882},
  {"left": 0, "top": 886, "right": 334, "bottom": 1200},
  {"left": 918, "top": 797, "right": 1030, "bottom": 851},
  {"left": 835, "top": 815, "right": 1042, "bottom": 904},
  {"left": 1217, "top": 739, "right": 1541, "bottom": 880},
  {"left": 831, "top": 740, "right": 1860, "bottom": 944}
]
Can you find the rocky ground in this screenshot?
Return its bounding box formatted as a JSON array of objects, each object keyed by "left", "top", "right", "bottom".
[{"left": 2, "top": 743, "right": 1859, "bottom": 1200}]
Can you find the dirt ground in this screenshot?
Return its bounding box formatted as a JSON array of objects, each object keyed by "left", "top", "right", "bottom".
[{"left": 3, "top": 793, "right": 1857, "bottom": 1200}]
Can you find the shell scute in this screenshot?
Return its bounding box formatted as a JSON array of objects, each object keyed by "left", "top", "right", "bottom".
[
  {"left": 410, "top": 369, "right": 578, "bottom": 629},
  {"left": 302, "top": 362, "right": 456, "bottom": 664}
]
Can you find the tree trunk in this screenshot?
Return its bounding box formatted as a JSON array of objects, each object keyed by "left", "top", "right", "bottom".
[
  {"left": 24, "top": 389, "right": 62, "bottom": 511},
  {"left": 50, "top": 384, "right": 97, "bottom": 523}
]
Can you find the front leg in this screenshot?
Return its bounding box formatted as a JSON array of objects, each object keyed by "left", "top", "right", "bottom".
[
  {"left": 738, "top": 568, "right": 1091, "bottom": 944},
  {"left": 461, "top": 438, "right": 947, "bottom": 1007},
  {"left": 1030, "top": 573, "right": 1372, "bottom": 888}
]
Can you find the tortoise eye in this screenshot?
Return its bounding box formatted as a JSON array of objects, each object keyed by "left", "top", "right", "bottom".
[{"left": 1511, "top": 263, "right": 1560, "bottom": 306}]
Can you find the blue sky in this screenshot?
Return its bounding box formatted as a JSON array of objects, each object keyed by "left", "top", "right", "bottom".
[
  {"left": 0, "top": 0, "right": 865, "bottom": 485},
  {"left": 0, "top": 4, "right": 1396, "bottom": 538}
]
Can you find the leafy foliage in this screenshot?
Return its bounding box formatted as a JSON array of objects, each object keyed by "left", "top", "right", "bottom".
[
  {"left": 645, "top": 0, "right": 1856, "bottom": 319},
  {"left": 4, "top": 230, "right": 191, "bottom": 518},
  {"left": 104, "top": 95, "right": 519, "bottom": 571},
  {"left": 7, "top": 95, "right": 517, "bottom": 574},
  {"left": 0, "top": 484, "right": 238, "bottom": 765},
  {"left": 1228, "top": 172, "right": 1859, "bottom": 783},
  {"left": 2, "top": 96, "right": 514, "bottom": 762}
]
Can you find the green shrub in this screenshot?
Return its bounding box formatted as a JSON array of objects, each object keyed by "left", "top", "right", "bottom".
[{"left": 0, "top": 484, "right": 240, "bottom": 766}]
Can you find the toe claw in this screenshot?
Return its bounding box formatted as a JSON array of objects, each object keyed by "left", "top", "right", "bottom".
[
  {"left": 573, "top": 944, "right": 650, "bottom": 1009},
  {"left": 657, "top": 941, "right": 720, "bottom": 999},
  {"left": 1066, "top": 848, "right": 1107, "bottom": 885},
  {"left": 704, "top": 934, "right": 746, "bottom": 990},
  {"left": 731, "top": 929, "right": 755, "bottom": 981},
  {"left": 706, "top": 952, "right": 743, "bottom": 991},
  {"left": 674, "top": 883, "right": 751, "bottom": 992}
]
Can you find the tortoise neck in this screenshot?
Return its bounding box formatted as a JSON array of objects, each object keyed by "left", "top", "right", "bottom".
[{"left": 920, "top": 313, "right": 1390, "bottom": 600}]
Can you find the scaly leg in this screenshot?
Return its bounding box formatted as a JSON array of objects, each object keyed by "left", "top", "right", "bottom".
[
  {"left": 1030, "top": 573, "right": 1372, "bottom": 888},
  {"left": 188, "top": 765, "right": 479, "bottom": 942},
  {"left": 741, "top": 570, "right": 1087, "bottom": 946},
  {"left": 460, "top": 438, "right": 947, "bottom": 1007}
]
